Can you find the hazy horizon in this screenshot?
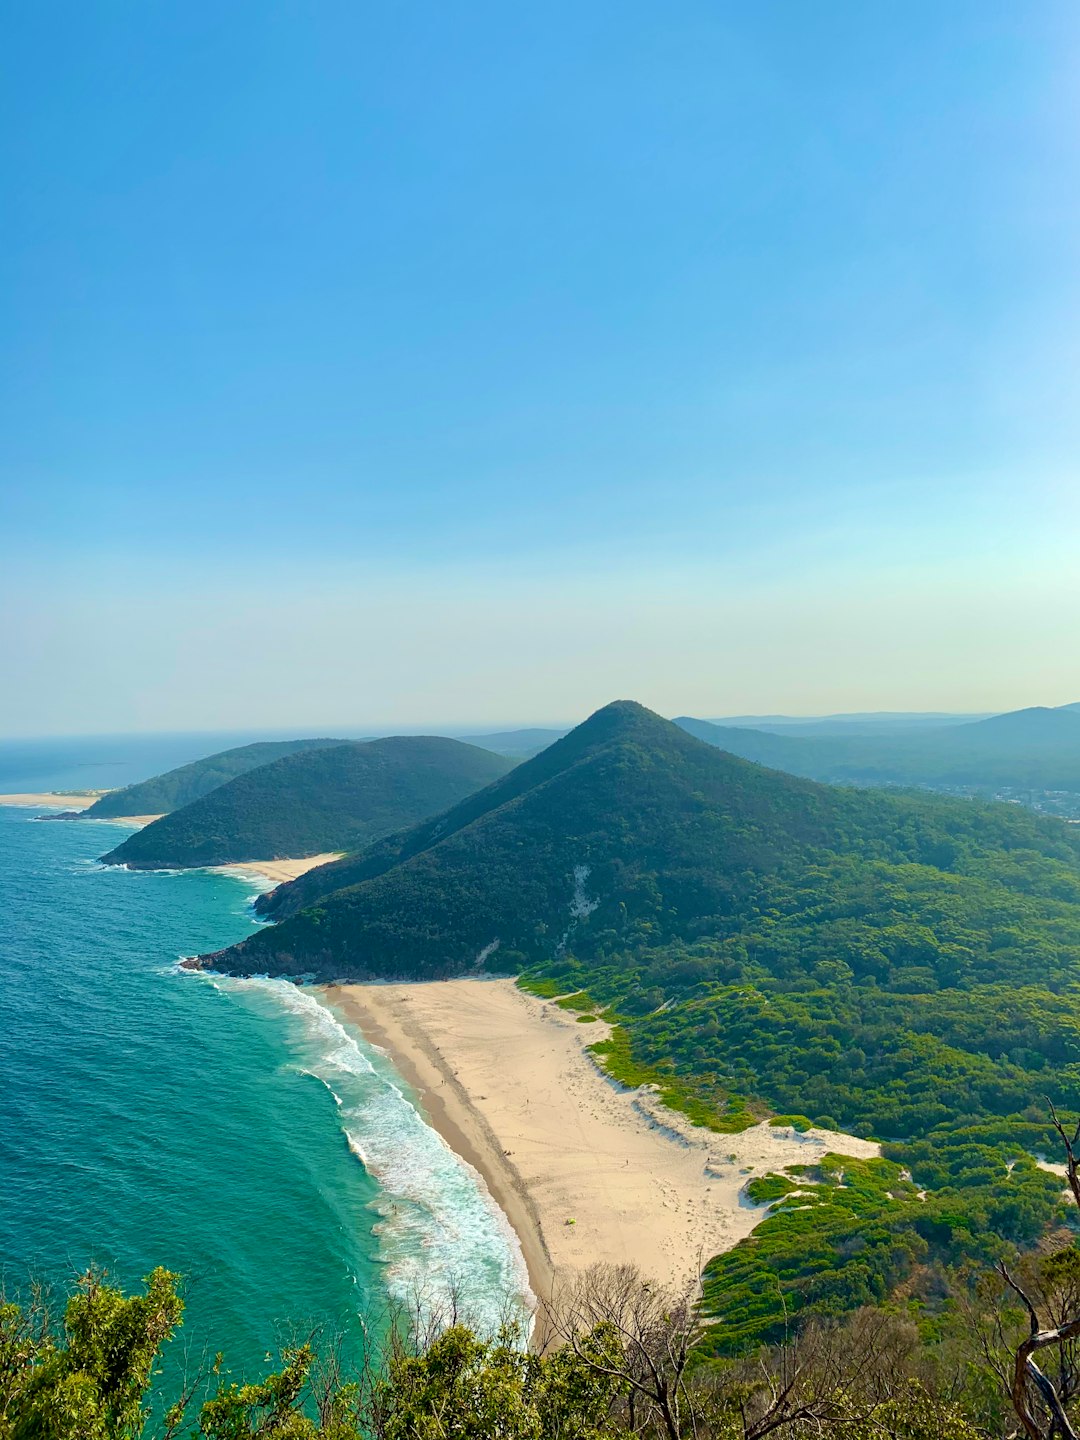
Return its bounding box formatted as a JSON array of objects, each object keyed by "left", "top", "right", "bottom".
[{"left": 3, "top": 699, "right": 1078, "bottom": 745}]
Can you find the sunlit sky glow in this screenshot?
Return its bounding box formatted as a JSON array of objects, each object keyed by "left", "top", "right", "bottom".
[{"left": 2, "top": 2, "right": 1079, "bottom": 735}]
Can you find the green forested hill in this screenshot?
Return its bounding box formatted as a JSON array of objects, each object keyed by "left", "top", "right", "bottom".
[
  {"left": 83, "top": 738, "right": 345, "bottom": 817},
  {"left": 100, "top": 737, "right": 514, "bottom": 869},
  {"left": 201, "top": 702, "right": 1080, "bottom": 1350}
]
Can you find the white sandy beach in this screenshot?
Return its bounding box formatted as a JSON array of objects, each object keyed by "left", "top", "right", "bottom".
[
  {"left": 326, "top": 978, "right": 879, "bottom": 1303},
  {"left": 211, "top": 854, "right": 343, "bottom": 885}
]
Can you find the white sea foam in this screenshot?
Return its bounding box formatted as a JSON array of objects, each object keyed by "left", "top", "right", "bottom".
[{"left": 212, "top": 976, "right": 535, "bottom": 1336}]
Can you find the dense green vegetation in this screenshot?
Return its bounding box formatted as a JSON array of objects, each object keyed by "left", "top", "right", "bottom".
[
  {"left": 101, "top": 738, "right": 514, "bottom": 869},
  {"left": 213, "top": 701, "right": 1080, "bottom": 978},
  {"left": 1, "top": 1261, "right": 1038, "bottom": 1438},
  {"left": 200, "top": 702, "right": 1080, "bottom": 1353},
  {"left": 676, "top": 705, "right": 1080, "bottom": 798},
  {"left": 197, "top": 702, "right": 1080, "bottom": 1353},
  {"left": 83, "top": 739, "right": 344, "bottom": 818}
]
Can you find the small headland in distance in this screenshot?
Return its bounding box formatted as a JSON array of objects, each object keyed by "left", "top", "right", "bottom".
[
  {"left": 324, "top": 976, "right": 879, "bottom": 1302},
  {"left": 80, "top": 738, "right": 348, "bottom": 820},
  {"left": 0, "top": 792, "right": 164, "bottom": 825},
  {"left": 98, "top": 737, "right": 515, "bottom": 871}
]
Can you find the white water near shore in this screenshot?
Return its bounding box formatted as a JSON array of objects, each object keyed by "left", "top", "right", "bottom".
[{"left": 206, "top": 975, "right": 535, "bottom": 1335}]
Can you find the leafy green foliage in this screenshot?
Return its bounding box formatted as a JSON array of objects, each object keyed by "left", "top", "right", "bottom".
[
  {"left": 101, "top": 740, "right": 513, "bottom": 870},
  {"left": 0, "top": 1268, "right": 183, "bottom": 1440},
  {"left": 0, "top": 1272, "right": 625, "bottom": 1440},
  {"left": 555, "top": 991, "right": 598, "bottom": 1013},
  {"left": 743, "top": 1175, "right": 797, "bottom": 1203},
  {"left": 0, "top": 1266, "right": 1049, "bottom": 1440},
  {"left": 371, "top": 1325, "right": 623, "bottom": 1440}
]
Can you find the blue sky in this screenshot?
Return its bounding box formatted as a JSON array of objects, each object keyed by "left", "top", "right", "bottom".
[{"left": 2, "top": 2, "right": 1079, "bottom": 733}]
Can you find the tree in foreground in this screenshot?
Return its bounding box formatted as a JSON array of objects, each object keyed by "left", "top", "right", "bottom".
[
  {"left": 17, "top": 1102, "right": 1080, "bottom": 1440},
  {"left": 0, "top": 1262, "right": 989, "bottom": 1440}
]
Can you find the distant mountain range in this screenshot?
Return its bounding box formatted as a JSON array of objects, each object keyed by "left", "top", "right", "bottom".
[
  {"left": 77, "top": 701, "right": 1080, "bottom": 879},
  {"left": 99, "top": 737, "right": 514, "bottom": 869},
  {"left": 676, "top": 704, "right": 1080, "bottom": 798},
  {"left": 452, "top": 704, "right": 1080, "bottom": 806},
  {"left": 455, "top": 727, "right": 569, "bottom": 758},
  {"left": 710, "top": 711, "right": 991, "bottom": 736}
]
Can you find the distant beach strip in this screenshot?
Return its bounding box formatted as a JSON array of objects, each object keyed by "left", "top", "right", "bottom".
[
  {"left": 0, "top": 796, "right": 341, "bottom": 889},
  {"left": 0, "top": 793, "right": 165, "bottom": 826}
]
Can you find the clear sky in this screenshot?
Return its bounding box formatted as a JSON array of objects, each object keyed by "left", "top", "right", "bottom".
[{"left": 2, "top": 1, "right": 1079, "bottom": 735}]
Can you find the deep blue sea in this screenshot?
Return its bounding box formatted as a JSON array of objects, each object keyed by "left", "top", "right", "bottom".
[{"left": 0, "top": 794, "right": 528, "bottom": 1380}]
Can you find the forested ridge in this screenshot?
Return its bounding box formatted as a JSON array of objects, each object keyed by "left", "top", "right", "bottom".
[
  {"left": 100, "top": 738, "right": 514, "bottom": 869},
  {"left": 83, "top": 739, "right": 345, "bottom": 818}
]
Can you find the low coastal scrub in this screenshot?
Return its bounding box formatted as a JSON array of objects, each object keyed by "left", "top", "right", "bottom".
[
  {"left": 516, "top": 976, "right": 567, "bottom": 999},
  {"left": 555, "top": 989, "right": 599, "bottom": 1013},
  {"left": 743, "top": 1173, "right": 797, "bottom": 1203},
  {"left": 2, "top": 1259, "right": 1050, "bottom": 1439},
  {"left": 585, "top": 1024, "right": 757, "bottom": 1134}
]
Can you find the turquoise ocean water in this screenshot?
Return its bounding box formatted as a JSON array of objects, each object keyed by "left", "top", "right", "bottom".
[{"left": 0, "top": 801, "right": 529, "bottom": 1379}]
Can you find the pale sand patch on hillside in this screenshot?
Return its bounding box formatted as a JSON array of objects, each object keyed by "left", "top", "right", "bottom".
[
  {"left": 210, "top": 854, "right": 344, "bottom": 886},
  {"left": 325, "top": 977, "right": 880, "bottom": 1304}
]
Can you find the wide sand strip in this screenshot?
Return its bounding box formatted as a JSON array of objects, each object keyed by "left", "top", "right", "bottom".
[
  {"left": 0, "top": 792, "right": 101, "bottom": 809},
  {"left": 211, "top": 854, "right": 344, "bottom": 886},
  {"left": 326, "top": 978, "right": 879, "bottom": 1304}
]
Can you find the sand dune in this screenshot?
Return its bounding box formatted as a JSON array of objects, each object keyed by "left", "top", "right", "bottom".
[{"left": 326, "top": 978, "right": 879, "bottom": 1303}]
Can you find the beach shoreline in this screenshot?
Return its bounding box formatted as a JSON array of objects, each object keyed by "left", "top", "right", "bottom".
[
  {"left": 323, "top": 978, "right": 880, "bottom": 1317},
  {"left": 0, "top": 791, "right": 102, "bottom": 810},
  {"left": 325, "top": 982, "right": 557, "bottom": 1311},
  {"left": 0, "top": 794, "right": 165, "bottom": 826},
  {"left": 209, "top": 854, "right": 343, "bottom": 887},
  {"left": 0, "top": 801, "right": 334, "bottom": 881}
]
